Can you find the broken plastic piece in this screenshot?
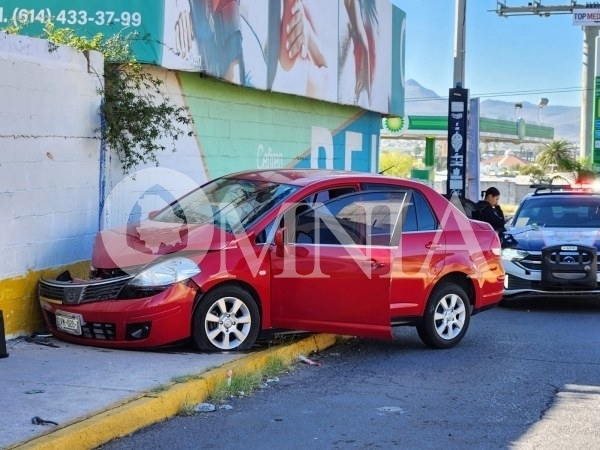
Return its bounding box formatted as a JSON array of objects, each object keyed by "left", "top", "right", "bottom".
[{"left": 298, "top": 355, "right": 321, "bottom": 366}]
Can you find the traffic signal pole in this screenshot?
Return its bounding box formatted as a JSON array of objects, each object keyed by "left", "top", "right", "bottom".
[{"left": 493, "top": 1, "right": 595, "bottom": 159}]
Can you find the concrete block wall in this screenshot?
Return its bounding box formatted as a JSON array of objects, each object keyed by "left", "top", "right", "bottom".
[
  {"left": 0, "top": 33, "right": 103, "bottom": 338},
  {"left": 0, "top": 37, "right": 379, "bottom": 339}
]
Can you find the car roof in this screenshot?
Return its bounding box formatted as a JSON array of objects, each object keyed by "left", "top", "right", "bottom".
[{"left": 224, "top": 168, "right": 427, "bottom": 189}]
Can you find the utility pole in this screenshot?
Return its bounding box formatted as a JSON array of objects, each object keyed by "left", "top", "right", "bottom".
[
  {"left": 454, "top": 0, "right": 467, "bottom": 87},
  {"left": 493, "top": 1, "right": 594, "bottom": 160},
  {"left": 446, "top": 0, "right": 470, "bottom": 198},
  {"left": 453, "top": 0, "right": 482, "bottom": 201},
  {"left": 582, "top": 26, "right": 599, "bottom": 159}
]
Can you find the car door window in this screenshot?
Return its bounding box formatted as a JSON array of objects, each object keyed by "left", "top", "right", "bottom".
[
  {"left": 402, "top": 196, "right": 418, "bottom": 232},
  {"left": 305, "top": 187, "right": 357, "bottom": 206},
  {"left": 254, "top": 186, "right": 357, "bottom": 244},
  {"left": 401, "top": 191, "right": 438, "bottom": 232},
  {"left": 414, "top": 190, "right": 438, "bottom": 231},
  {"left": 295, "top": 191, "right": 407, "bottom": 246}
]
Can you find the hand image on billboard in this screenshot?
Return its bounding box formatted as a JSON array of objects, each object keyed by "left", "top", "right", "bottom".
[
  {"left": 267, "top": 0, "right": 329, "bottom": 99},
  {"left": 342, "top": 0, "right": 377, "bottom": 106},
  {"left": 174, "top": 4, "right": 193, "bottom": 61},
  {"left": 174, "top": 0, "right": 245, "bottom": 84},
  {"left": 279, "top": 0, "right": 327, "bottom": 71}
]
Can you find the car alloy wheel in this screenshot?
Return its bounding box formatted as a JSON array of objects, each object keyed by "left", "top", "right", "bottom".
[
  {"left": 416, "top": 282, "right": 471, "bottom": 349},
  {"left": 192, "top": 285, "right": 260, "bottom": 351}
]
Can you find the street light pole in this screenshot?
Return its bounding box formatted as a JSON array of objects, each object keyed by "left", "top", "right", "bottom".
[
  {"left": 446, "top": 0, "right": 472, "bottom": 199},
  {"left": 538, "top": 97, "right": 549, "bottom": 123},
  {"left": 453, "top": 0, "right": 467, "bottom": 87},
  {"left": 514, "top": 101, "right": 523, "bottom": 119}
]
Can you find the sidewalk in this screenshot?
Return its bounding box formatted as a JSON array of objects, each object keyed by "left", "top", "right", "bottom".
[{"left": 1, "top": 333, "right": 337, "bottom": 450}]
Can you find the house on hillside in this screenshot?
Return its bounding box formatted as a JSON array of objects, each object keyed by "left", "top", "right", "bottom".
[{"left": 481, "top": 153, "right": 530, "bottom": 176}]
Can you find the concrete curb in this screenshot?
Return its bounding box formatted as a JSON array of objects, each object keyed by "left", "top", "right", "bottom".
[{"left": 9, "top": 333, "right": 339, "bottom": 450}]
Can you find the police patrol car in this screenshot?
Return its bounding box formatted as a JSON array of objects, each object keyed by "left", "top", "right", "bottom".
[{"left": 502, "top": 184, "right": 600, "bottom": 302}]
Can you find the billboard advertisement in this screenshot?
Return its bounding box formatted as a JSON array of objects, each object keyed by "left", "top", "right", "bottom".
[
  {"left": 2, "top": 0, "right": 405, "bottom": 116},
  {"left": 573, "top": 8, "right": 600, "bottom": 26}
]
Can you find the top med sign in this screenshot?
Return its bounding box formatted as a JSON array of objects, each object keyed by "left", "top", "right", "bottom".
[{"left": 573, "top": 8, "right": 600, "bottom": 25}]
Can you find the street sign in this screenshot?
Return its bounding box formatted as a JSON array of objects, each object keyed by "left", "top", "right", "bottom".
[{"left": 573, "top": 8, "right": 600, "bottom": 26}]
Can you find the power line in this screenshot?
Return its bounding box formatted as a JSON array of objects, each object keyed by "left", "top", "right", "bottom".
[{"left": 405, "top": 86, "right": 587, "bottom": 102}]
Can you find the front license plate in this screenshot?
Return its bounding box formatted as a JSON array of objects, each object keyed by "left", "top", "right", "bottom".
[
  {"left": 561, "top": 245, "right": 577, "bottom": 251},
  {"left": 55, "top": 310, "right": 83, "bottom": 336}
]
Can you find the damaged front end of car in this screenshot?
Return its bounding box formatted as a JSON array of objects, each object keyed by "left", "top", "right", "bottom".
[{"left": 38, "top": 256, "right": 202, "bottom": 347}]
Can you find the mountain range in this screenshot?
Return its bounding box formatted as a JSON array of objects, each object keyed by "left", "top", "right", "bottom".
[{"left": 404, "top": 79, "right": 580, "bottom": 142}]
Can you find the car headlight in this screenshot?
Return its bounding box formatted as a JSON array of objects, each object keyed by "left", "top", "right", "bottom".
[
  {"left": 129, "top": 257, "right": 200, "bottom": 287},
  {"left": 502, "top": 248, "right": 529, "bottom": 262}
]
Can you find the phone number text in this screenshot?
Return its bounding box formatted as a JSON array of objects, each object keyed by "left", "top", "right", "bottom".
[{"left": 1, "top": 7, "right": 143, "bottom": 28}]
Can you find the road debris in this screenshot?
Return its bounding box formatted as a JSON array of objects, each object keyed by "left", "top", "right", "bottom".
[
  {"left": 298, "top": 355, "right": 321, "bottom": 366},
  {"left": 25, "top": 334, "right": 59, "bottom": 348},
  {"left": 193, "top": 403, "right": 216, "bottom": 413},
  {"left": 31, "top": 416, "right": 58, "bottom": 426}
]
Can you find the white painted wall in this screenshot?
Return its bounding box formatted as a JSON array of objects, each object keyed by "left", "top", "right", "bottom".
[{"left": 0, "top": 33, "right": 103, "bottom": 277}]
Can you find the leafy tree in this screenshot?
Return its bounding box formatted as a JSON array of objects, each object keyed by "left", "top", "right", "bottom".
[
  {"left": 571, "top": 157, "right": 597, "bottom": 184},
  {"left": 519, "top": 165, "right": 551, "bottom": 184},
  {"left": 535, "top": 140, "right": 576, "bottom": 173},
  {"left": 5, "top": 22, "right": 193, "bottom": 173},
  {"left": 379, "top": 151, "right": 419, "bottom": 177}
]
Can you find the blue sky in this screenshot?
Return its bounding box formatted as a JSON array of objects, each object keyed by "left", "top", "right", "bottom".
[{"left": 393, "top": 1, "right": 583, "bottom": 107}]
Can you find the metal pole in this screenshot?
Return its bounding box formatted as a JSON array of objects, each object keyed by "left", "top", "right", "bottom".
[
  {"left": 581, "top": 26, "right": 599, "bottom": 159},
  {"left": 453, "top": 0, "right": 467, "bottom": 87}
]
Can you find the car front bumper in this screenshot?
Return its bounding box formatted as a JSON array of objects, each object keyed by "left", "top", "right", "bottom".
[
  {"left": 38, "top": 277, "right": 198, "bottom": 348},
  {"left": 502, "top": 258, "right": 600, "bottom": 300}
]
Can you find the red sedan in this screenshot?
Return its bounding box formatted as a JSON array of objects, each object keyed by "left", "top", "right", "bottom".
[{"left": 38, "top": 169, "right": 504, "bottom": 351}]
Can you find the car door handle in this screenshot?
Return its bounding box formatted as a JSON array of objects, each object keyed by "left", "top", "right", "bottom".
[
  {"left": 425, "top": 242, "right": 443, "bottom": 249},
  {"left": 363, "top": 258, "right": 386, "bottom": 269}
]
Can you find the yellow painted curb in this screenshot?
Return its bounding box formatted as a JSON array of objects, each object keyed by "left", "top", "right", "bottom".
[{"left": 9, "top": 333, "right": 340, "bottom": 450}]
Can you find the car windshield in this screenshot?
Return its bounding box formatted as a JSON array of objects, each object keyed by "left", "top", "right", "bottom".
[
  {"left": 152, "top": 177, "right": 298, "bottom": 232},
  {"left": 512, "top": 196, "right": 600, "bottom": 228}
]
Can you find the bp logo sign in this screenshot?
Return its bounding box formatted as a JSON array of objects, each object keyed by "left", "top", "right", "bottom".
[{"left": 383, "top": 117, "right": 405, "bottom": 133}]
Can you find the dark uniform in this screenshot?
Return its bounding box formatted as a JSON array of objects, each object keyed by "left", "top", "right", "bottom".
[{"left": 474, "top": 200, "right": 506, "bottom": 234}]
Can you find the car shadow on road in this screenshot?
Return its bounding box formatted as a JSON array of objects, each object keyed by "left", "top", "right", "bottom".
[{"left": 499, "top": 297, "right": 600, "bottom": 314}]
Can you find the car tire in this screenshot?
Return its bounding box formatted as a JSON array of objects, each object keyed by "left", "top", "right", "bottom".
[
  {"left": 416, "top": 282, "right": 471, "bottom": 349},
  {"left": 192, "top": 285, "right": 260, "bottom": 352}
]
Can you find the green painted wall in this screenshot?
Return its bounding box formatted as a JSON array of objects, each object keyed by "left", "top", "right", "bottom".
[{"left": 179, "top": 75, "right": 379, "bottom": 178}]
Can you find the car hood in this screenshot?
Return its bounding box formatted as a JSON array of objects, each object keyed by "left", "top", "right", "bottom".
[
  {"left": 91, "top": 220, "right": 234, "bottom": 269},
  {"left": 506, "top": 226, "right": 600, "bottom": 251}
]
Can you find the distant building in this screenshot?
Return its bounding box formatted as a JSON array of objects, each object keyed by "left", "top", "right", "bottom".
[{"left": 481, "top": 153, "right": 530, "bottom": 176}]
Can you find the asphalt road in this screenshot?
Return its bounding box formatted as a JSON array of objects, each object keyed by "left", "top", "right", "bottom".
[{"left": 100, "top": 298, "right": 600, "bottom": 450}]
